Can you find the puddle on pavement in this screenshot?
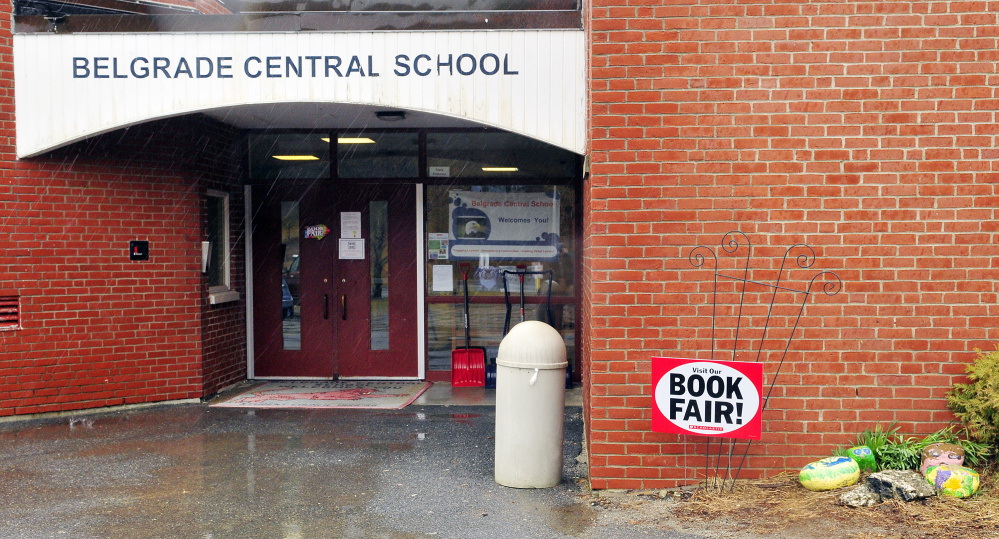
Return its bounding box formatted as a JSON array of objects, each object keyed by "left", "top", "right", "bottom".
[
  {"left": 81, "top": 440, "right": 387, "bottom": 539},
  {"left": 448, "top": 412, "right": 481, "bottom": 425},
  {"left": 1, "top": 403, "right": 588, "bottom": 538},
  {"left": 546, "top": 502, "right": 598, "bottom": 535}
]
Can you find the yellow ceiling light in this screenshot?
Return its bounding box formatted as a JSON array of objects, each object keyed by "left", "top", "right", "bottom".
[
  {"left": 321, "top": 137, "right": 376, "bottom": 144},
  {"left": 273, "top": 155, "right": 320, "bottom": 161},
  {"left": 482, "top": 167, "right": 519, "bottom": 172}
]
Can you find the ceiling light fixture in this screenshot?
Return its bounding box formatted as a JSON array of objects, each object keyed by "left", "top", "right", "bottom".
[
  {"left": 375, "top": 110, "right": 406, "bottom": 122},
  {"left": 323, "top": 137, "right": 376, "bottom": 144},
  {"left": 273, "top": 155, "right": 320, "bottom": 161},
  {"left": 482, "top": 167, "right": 519, "bottom": 172}
]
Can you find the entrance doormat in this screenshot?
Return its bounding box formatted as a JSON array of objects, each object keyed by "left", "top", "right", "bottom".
[{"left": 212, "top": 380, "right": 433, "bottom": 410}]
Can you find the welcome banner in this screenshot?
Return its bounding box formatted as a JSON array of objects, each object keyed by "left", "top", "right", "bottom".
[{"left": 448, "top": 190, "right": 560, "bottom": 260}]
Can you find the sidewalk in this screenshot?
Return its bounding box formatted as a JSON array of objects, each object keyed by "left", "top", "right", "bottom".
[{"left": 0, "top": 390, "right": 704, "bottom": 539}]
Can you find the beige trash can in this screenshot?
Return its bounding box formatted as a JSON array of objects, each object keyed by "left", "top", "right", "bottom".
[{"left": 494, "top": 321, "right": 568, "bottom": 488}]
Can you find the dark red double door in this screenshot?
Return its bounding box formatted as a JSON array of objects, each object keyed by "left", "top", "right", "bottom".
[{"left": 251, "top": 182, "right": 418, "bottom": 378}]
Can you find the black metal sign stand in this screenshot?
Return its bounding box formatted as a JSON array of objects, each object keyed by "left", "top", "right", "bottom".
[{"left": 687, "top": 231, "right": 842, "bottom": 490}]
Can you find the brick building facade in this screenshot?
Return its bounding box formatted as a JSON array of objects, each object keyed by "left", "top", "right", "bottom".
[
  {"left": 1, "top": 0, "right": 996, "bottom": 490},
  {"left": 585, "top": 0, "right": 999, "bottom": 488},
  {"left": 0, "top": 117, "right": 247, "bottom": 415}
]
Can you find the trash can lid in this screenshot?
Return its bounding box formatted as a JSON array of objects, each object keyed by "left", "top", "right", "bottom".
[{"left": 496, "top": 321, "right": 568, "bottom": 369}]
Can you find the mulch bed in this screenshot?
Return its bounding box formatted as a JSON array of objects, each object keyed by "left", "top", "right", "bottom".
[{"left": 668, "top": 467, "right": 999, "bottom": 539}]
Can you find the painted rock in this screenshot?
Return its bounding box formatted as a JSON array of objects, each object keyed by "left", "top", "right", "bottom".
[
  {"left": 920, "top": 442, "right": 965, "bottom": 475},
  {"left": 799, "top": 456, "right": 861, "bottom": 491},
  {"left": 847, "top": 446, "right": 876, "bottom": 472},
  {"left": 926, "top": 464, "right": 980, "bottom": 498}
]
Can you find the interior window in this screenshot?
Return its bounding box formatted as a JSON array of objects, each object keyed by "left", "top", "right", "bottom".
[{"left": 424, "top": 184, "right": 576, "bottom": 371}]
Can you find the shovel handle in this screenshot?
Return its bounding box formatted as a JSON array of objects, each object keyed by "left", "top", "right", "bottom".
[
  {"left": 459, "top": 262, "right": 471, "bottom": 349},
  {"left": 517, "top": 265, "right": 526, "bottom": 322}
]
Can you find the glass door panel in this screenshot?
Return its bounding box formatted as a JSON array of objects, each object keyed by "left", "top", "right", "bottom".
[{"left": 369, "top": 200, "right": 390, "bottom": 351}]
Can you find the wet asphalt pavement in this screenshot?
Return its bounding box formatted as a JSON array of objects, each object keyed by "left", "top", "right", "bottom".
[{"left": 0, "top": 403, "right": 706, "bottom": 539}]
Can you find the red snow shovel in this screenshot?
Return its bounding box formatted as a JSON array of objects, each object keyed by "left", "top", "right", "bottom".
[{"left": 451, "top": 263, "right": 486, "bottom": 387}]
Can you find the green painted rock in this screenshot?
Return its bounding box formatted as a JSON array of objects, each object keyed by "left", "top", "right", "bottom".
[
  {"left": 926, "top": 464, "right": 980, "bottom": 498},
  {"left": 799, "top": 456, "right": 860, "bottom": 491},
  {"left": 847, "top": 446, "right": 876, "bottom": 472}
]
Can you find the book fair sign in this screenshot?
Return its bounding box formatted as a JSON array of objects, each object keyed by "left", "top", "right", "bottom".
[
  {"left": 651, "top": 357, "right": 763, "bottom": 441},
  {"left": 303, "top": 224, "right": 330, "bottom": 240}
]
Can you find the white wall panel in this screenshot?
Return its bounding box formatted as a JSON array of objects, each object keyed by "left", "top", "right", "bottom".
[{"left": 15, "top": 30, "right": 586, "bottom": 157}]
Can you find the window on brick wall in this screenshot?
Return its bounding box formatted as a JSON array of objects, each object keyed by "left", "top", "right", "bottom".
[{"left": 207, "top": 190, "right": 239, "bottom": 304}]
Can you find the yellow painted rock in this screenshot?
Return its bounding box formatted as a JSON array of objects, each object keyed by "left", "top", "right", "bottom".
[
  {"left": 926, "top": 464, "right": 980, "bottom": 498},
  {"left": 799, "top": 456, "right": 860, "bottom": 491}
]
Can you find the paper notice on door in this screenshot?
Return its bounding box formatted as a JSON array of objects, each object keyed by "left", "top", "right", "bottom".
[
  {"left": 341, "top": 212, "right": 362, "bottom": 239},
  {"left": 432, "top": 264, "right": 454, "bottom": 292},
  {"left": 339, "top": 238, "right": 365, "bottom": 260},
  {"left": 428, "top": 233, "right": 449, "bottom": 260}
]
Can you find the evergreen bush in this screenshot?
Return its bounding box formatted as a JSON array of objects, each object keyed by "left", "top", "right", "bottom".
[{"left": 948, "top": 347, "right": 999, "bottom": 451}]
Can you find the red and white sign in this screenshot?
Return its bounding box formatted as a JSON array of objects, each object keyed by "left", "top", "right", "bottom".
[{"left": 651, "top": 357, "right": 764, "bottom": 440}]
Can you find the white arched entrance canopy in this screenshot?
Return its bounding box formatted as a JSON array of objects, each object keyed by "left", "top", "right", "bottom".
[{"left": 14, "top": 29, "right": 585, "bottom": 158}]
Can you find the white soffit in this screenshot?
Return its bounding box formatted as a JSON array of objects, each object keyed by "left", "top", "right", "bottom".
[{"left": 14, "top": 30, "right": 586, "bottom": 158}]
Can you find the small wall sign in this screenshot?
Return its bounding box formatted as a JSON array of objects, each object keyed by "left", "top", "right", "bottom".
[
  {"left": 651, "top": 357, "right": 763, "bottom": 440},
  {"left": 429, "top": 166, "right": 450, "bottom": 178},
  {"left": 304, "top": 224, "right": 330, "bottom": 240},
  {"left": 129, "top": 240, "right": 149, "bottom": 261}
]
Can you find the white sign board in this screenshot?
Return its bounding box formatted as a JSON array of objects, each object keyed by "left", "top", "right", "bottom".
[
  {"left": 14, "top": 30, "right": 586, "bottom": 158},
  {"left": 428, "top": 166, "right": 451, "bottom": 178},
  {"left": 651, "top": 357, "right": 764, "bottom": 440}
]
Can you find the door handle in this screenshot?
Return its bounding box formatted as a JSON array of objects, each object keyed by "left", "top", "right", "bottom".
[
  {"left": 324, "top": 294, "right": 329, "bottom": 320},
  {"left": 341, "top": 294, "right": 347, "bottom": 320}
]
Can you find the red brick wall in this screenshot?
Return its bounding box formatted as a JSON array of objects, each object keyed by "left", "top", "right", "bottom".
[
  {"left": 0, "top": 116, "right": 246, "bottom": 416},
  {"left": 199, "top": 125, "right": 248, "bottom": 397},
  {"left": 587, "top": 0, "right": 999, "bottom": 488},
  {"left": 194, "top": 0, "right": 232, "bottom": 15}
]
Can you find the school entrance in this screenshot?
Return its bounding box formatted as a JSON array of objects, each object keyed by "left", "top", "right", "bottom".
[
  {"left": 252, "top": 181, "right": 418, "bottom": 379},
  {"left": 245, "top": 129, "right": 582, "bottom": 381}
]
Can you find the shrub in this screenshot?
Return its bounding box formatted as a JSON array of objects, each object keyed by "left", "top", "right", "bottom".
[
  {"left": 855, "top": 422, "right": 897, "bottom": 461},
  {"left": 876, "top": 433, "right": 922, "bottom": 471},
  {"left": 832, "top": 422, "right": 901, "bottom": 471},
  {"left": 948, "top": 347, "right": 999, "bottom": 452}
]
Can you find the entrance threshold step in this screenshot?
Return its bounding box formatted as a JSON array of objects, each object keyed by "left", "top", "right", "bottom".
[{"left": 413, "top": 383, "right": 582, "bottom": 407}]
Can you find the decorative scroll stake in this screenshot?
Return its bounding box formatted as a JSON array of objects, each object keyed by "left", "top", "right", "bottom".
[
  {"left": 685, "top": 232, "right": 842, "bottom": 491},
  {"left": 687, "top": 245, "right": 718, "bottom": 361},
  {"left": 754, "top": 244, "right": 814, "bottom": 364},
  {"left": 722, "top": 231, "right": 752, "bottom": 363}
]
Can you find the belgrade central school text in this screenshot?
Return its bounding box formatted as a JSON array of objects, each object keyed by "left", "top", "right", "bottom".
[{"left": 71, "top": 53, "right": 520, "bottom": 79}]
